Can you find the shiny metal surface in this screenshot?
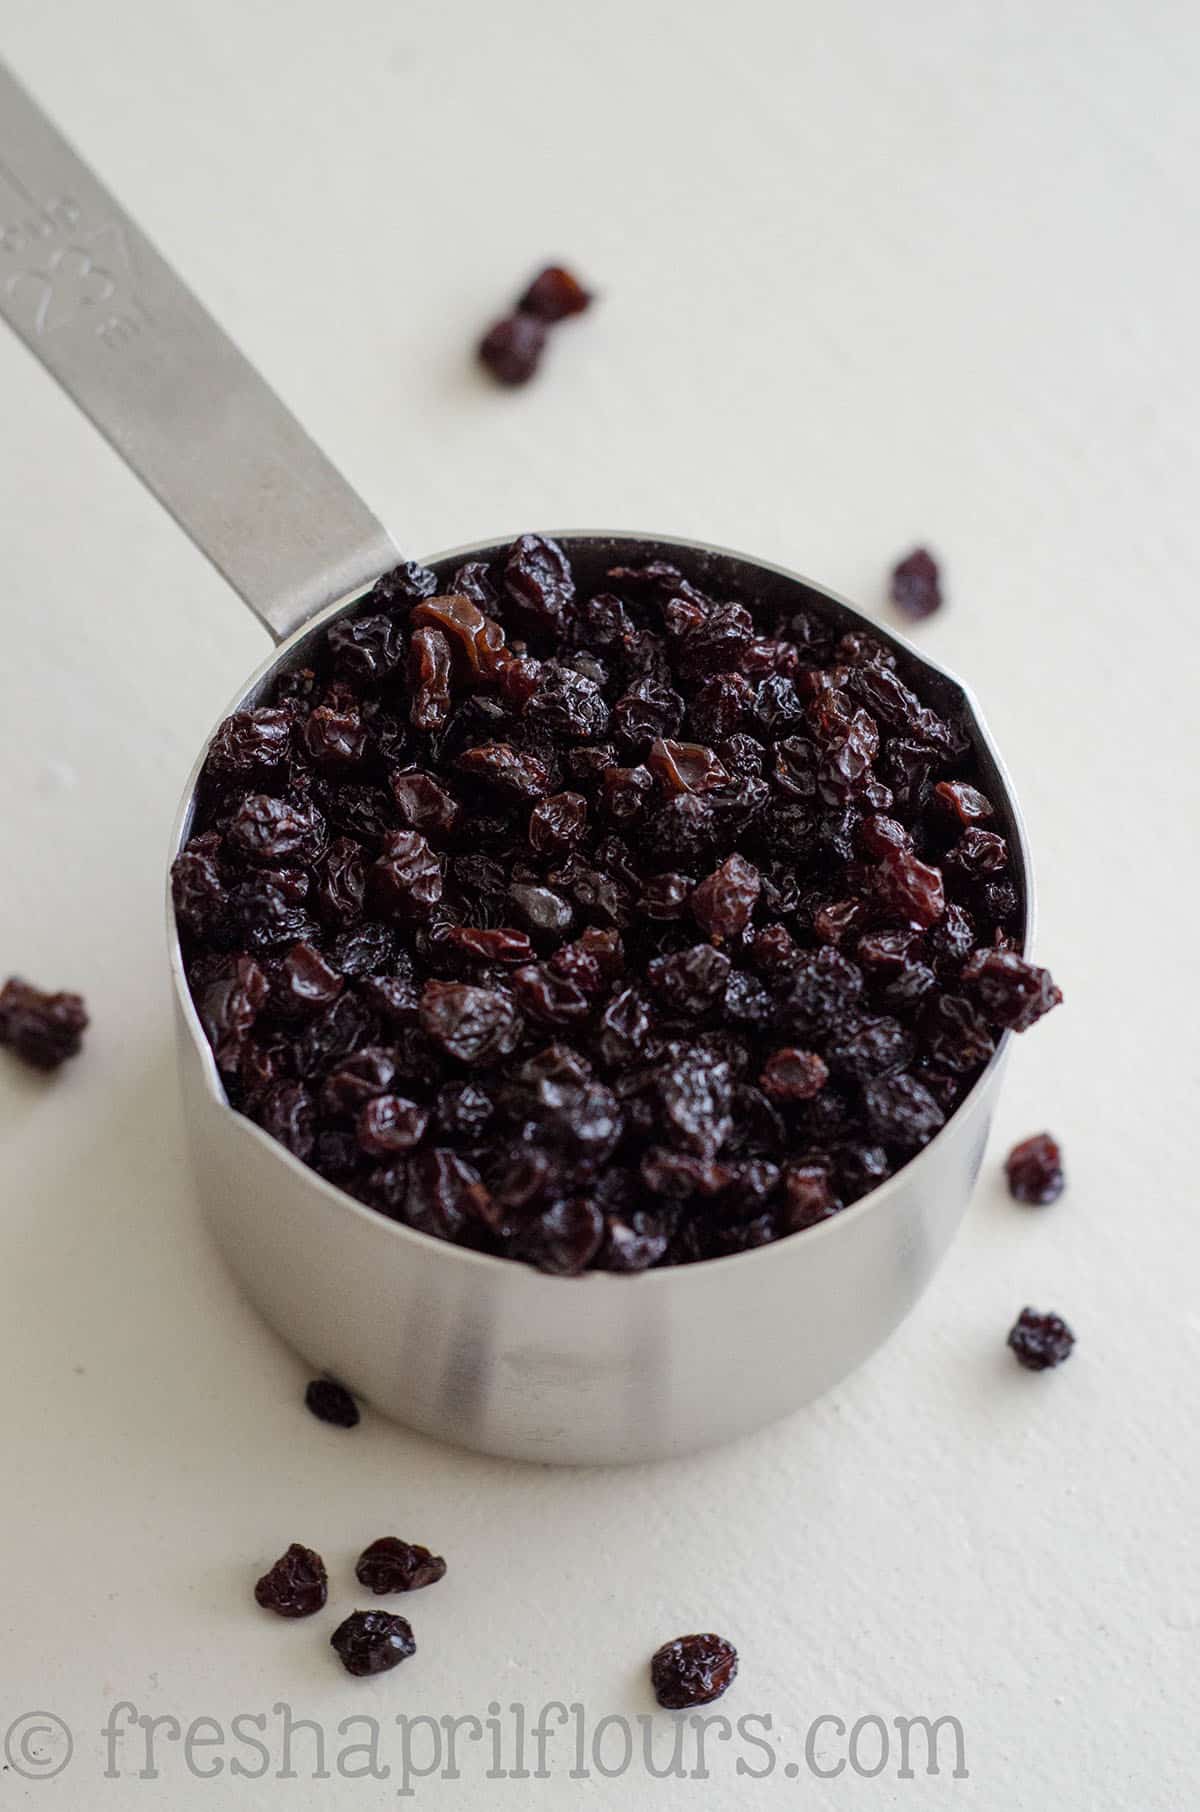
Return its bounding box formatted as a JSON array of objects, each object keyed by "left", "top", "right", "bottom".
[
  {"left": 1, "top": 71, "right": 1035, "bottom": 1465},
  {"left": 168, "top": 533, "right": 1032, "bottom": 1465},
  {"left": 0, "top": 62, "right": 399, "bottom": 640}
]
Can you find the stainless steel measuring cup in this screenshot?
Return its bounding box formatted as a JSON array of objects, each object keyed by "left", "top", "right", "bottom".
[{"left": 0, "top": 64, "right": 1033, "bottom": 1463}]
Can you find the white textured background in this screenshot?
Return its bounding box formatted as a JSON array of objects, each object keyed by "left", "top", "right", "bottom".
[{"left": 1, "top": 1, "right": 1197, "bottom": 1805}]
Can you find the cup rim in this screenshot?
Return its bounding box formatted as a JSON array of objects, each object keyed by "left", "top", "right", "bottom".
[{"left": 167, "top": 529, "right": 1033, "bottom": 1287}]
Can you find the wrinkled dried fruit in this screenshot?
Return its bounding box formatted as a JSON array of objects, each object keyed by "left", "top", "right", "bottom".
[
  {"left": 651, "top": 1634, "right": 739, "bottom": 1708},
  {"left": 254, "top": 1543, "right": 327, "bottom": 1618},
  {"left": 529, "top": 791, "right": 588, "bottom": 855},
  {"left": 782, "top": 1161, "right": 840, "bottom": 1230},
  {"left": 1005, "top": 1132, "right": 1064, "bottom": 1205},
  {"left": 962, "top": 948, "right": 1062, "bottom": 1032},
  {"left": 196, "top": 956, "right": 268, "bottom": 1072},
  {"left": 647, "top": 738, "right": 730, "bottom": 795},
  {"left": 0, "top": 977, "right": 88, "bottom": 1070},
  {"left": 760, "top": 1048, "right": 828, "bottom": 1101},
  {"left": 372, "top": 832, "right": 443, "bottom": 920},
  {"left": 391, "top": 770, "right": 462, "bottom": 842},
  {"left": 304, "top": 1378, "right": 360, "bottom": 1427},
  {"left": 420, "top": 981, "right": 523, "bottom": 1065},
  {"left": 863, "top": 1071, "right": 945, "bottom": 1147},
  {"left": 357, "top": 1094, "right": 429, "bottom": 1156},
  {"left": 408, "top": 626, "right": 453, "bottom": 730},
  {"left": 890, "top": 547, "right": 942, "bottom": 620},
  {"left": 1008, "top": 1307, "right": 1075, "bottom": 1370},
  {"left": 874, "top": 846, "right": 945, "bottom": 928},
  {"left": 518, "top": 264, "right": 593, "bottom": 320},
  {"left": 934, "top": 780, "right": 993, "bottom": 825},
  {"left": 479, "top": 312, "right": 546, "bottom": 384},
  {"left": 356, "top": 1537, "right": 447, "bottom": 1594},
  {"left": 691, "top": 853, "right": 760, "bottom": 943},
  {"left": 330, "top": 1610, "right": 416, "bottom": 1676},
  {"left": 457, "top": 742, "right": 552, "bottom": 801}
]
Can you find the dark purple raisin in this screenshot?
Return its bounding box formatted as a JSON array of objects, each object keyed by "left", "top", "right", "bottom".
[
  {"left": 504, "top": 534, "right": 575, "bottom": 638},
  {"left": 1005, "top": 1133, "right": 1065, "bottom": 1205},
  {"left": 479, "top": 312, "right": 546, "bottom": 384},
  {"left": 690, "top": 854, "right": 761, "bottom": 944},
  {"left": 403, "top": 1148, "right": 491, "bottom": 1243},
  {"left": 320, "top": 1048, "right": 397, "bottom": 1117},
  {"left": 0, "top": 977, "right": 88, "bottom": 1070},
  {"left": 781, "top": 947, "right": 864, "bottom": 1040},
  {"left": 647, "top": 944, "right": 731, "bottom": 1016},
  {"left": 327, "top": 613, "right": 406, "bottom": 682},
  {"left": 195, "top": 956, "right": 268, "bottom": 1072},
  {"left": 527, "top": 666, "right": 610, "bottom": 740},
  {"left": 890, "top": 547, "right": 942, "bottom": 620},
  {"left": 824, "top": 1014, "right": 914, "bottom": 1082},
  {"left": 304, "top": 705, "right": 368, "bottom": 770},
  {"left": 457, "top": 742, "right": 552, "bottom": 801},
  {"left": 873, "top": 846, "right": 946, "bottom": 928},
  {"left": 408, "top": 626, "right": 453, "bottom": 731},
  {"left": 256, "top": 1081, "right": 316, "bottom": 1160},
  {"left": 372, "top": 832, "right": 443, "bottom": 920},
  {"left": 304, "top": 1376, "right": 360, "bottom": 1427},
  {"left": 782, "top": 1161, "right": 841, "bottom": 1231},
  {"left": 420, "top": 980, "right": 523, "bottom": 1064},
  {"left": 529, "top": 791, "right": 588, "bottom": 855},
  {"left": 390, "top": 770, "right": 462, "bottom": 843},
  {"left": 357, "top": 1094, "right": 430, "bottom": 1157},
  {"left": 510, "top": 1197, "right": 604, "bottom": 1275},
  {"left": 204, "top": 708, "right": 294, "bottom": 783},
  {"left": 356, "top": 1536, "right": 447, "bottom": 1594},
  {"left": 656, "top": 1048, "right": 733, "bottom": 1156},
  {"left": 962, "top": 948, "right": 1062, "bottom": 1032},
  {"left": 760, "top": 1048, "right": 828, "bottom": 1101},
  {"left": 862, "top": 1071, "right": 945, "bottom": 1147},
  {"left": 1008, "top": 1307, "right": 1075, "bottom": 1370},
  {"left": 272, "top": 942, "right": 344, "bottom": 1017},
  {"left": 330, "top": 1610, "right": 416, "bottom": 1677},
  {"left": 434, "top": 1080, "right": 495, "bottom": 1141},
  {"left": 172, "top": 836, "right": 228, "bottom": 938},
  {"left": 945, "top": 828, "right": 1009, "bottom": 879},
  {"left": 651, "top": 1634, "right": 739, "bottom": 1709},
  {"left": 254, "top": 1543, "right": 327, "bottom": 1618},
  {"left": 518, "top": 264, "right": 593, "bottom": 320},
  {"left": 934, "top": 779, "right": 994, "bottom": 825},
  {"left": 920, "top": 993, "right": 995, "bottom": 1072},
  {"left": 371, "top": 561, "right": 439, "bottom": 608}
]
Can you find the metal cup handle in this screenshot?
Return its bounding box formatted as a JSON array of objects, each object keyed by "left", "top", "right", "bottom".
[{"left": 0, "top": 61, "right": 400, "bottom": 642}]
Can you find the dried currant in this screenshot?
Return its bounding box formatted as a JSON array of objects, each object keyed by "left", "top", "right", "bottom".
[
  {"left": 330, "top": 1610, "right": 416, "bottom": 1676},
  {"left": 890, "top": 547, "right": 942, "bottom": 620},
  {"left": 419, "top": 981, "right": 523, "bottom": 1065},
  {"left": 1005, "top": 1133, "right": 1065, "bottom": 1205},
  {"left": 690, "top": 854, "right": 761, "bottom": 943},
  {"left": 962, "top": 948, "right": 1062, "bottom": 1032},
  {"left": 479, "top": 312, "right": 546, "bottom": 384},
  {"left": 356, "top": 1537, "right": 447, "bottom": 1594},
  {"left": 651, "top": 1634, "right": 739, "bottom": 1709},
  {"left": 372, "top": 832, "right": 443, "bottom": 920},
  {"left": 518, "top": 264, "right": 592, "bottom": 320},
  {"left": 0, "top": 978, "right": 88, "bottom": 1070},
  {"left": 1008, "top": 1307, "right": 1075, "bottom": 1370},
  {"left": 760, "top": 1048, "right": 828, "bottom": 1101},
  {"left": 254, "top": 1544, "right": 327, "bottom": 1618},
  {"left": 304, "top": 1378, "right": 360, "bottom": 1427}
]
